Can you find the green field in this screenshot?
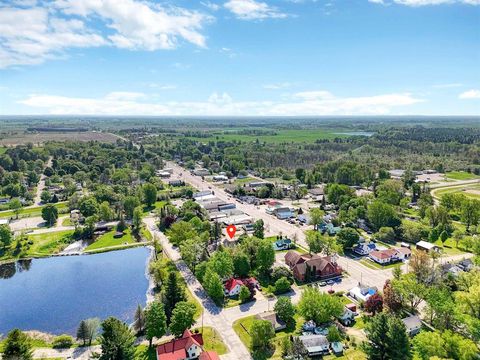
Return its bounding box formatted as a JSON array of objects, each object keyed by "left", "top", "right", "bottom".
[
  {"left": 0, "top": 147, "right": 7, "bottom": 154},
  {"left": 0, "top": 202, "right": 68, "bottom": 219},
  {"left": 445, "top": 171, "right": 480, "bottom": 180},
  {"left": 186, "top": 128, "right": 357, "bottom": 144},
  {"left": 433, "top": 184, "right": 480, "bottom": 200},
  {"left": 85, "top": 229, "right": 136, "bottom": 251}
]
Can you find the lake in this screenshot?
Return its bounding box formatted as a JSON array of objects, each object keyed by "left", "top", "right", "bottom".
[{"left": 0, "top": 247, "right": 151, "bottom": 335}]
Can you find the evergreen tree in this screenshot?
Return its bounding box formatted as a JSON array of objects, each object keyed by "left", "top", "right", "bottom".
[
  {"left": 362, "top": 313, "right": 390, "bottom": 360},
  {"left": 133, "top": 304, "right": 145, "bottom": 334},
  {"left": 386, "top": 316, "right": 411, "bottom": 360},
  {"left": 162, "top": 271, "right": 186, "bottom": 321},
  {"left": 76, "top": 320, "right": 89, "bottom": 346},
  {"left": 99, "top": 317, "right": 135, "bottom": 360},
  {"left": 169, "top": 302, "right": 196, "bottom": 337},
  {"left": 3, "top": 329, "right": 33, "bottom": 360}
]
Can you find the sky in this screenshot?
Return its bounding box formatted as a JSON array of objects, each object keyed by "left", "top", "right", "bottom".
[{"left": 0, "top": 0, "right": 479, "bottom": 116}]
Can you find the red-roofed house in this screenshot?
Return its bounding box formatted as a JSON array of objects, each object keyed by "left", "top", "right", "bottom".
[
  {"left": 224, "top": 278, "right": 244, "bottom": 297},
  {"left": 156, "top": 329, "right": 220, "bottom": 360}
]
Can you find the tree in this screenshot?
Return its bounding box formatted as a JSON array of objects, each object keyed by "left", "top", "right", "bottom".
[
  {"left": 309, "top": 208, "right": 324, "bottom": 230},
  {"left": 143, "top": 183, "right": 157, "bottom": 207},
  {"left": 42, "top": 204, "right": 58, "bottom": 226},
  {"left": 413, "top": 331, "right": 446, "bottom": 360},
  {"left": 169, "top": 301, "right": 196, "bottom": 337},
  {"left": 393, "top": 273, "right": 427, "bottom": 310},
  {"left": 306, "top": 230, "right": 323, "bottom": 254},
  {"left": 145, "top": 301, "right": 167, "bottom": 347},
  {"left": 364, "top": 293, "right": 383, "bottom": 315},
  {"left": 376, "top": 179, "right": 404, "bottom": 205},
  {"left": 77, "top": 320, "right": 89, "bottom": 346},
  {"left": 409, "top": 251, "right": 431, "bottom": 284},
  {"left": 76, "top": 318, "right": 100, "bottom": 346},
  {"left": 3, "top": 329, "right": 33, "bottom": 360},
  {"left": 298, "top": 287, "right": 343, "bottom": 325},
  {"left": 383, "top": 280, "right": 402, "bottom": 313},
  {"left": 133, "top": 304, "right": 145, "bottom": 335},
  {"left": 239, "top": 285, "right": 251, "bottom": 303},
  {"left": 257, "top": 238, "right": 275, "bottom": 275},
  {"left": 363, "top": 313, "right": 411, "bottom": 360},
  {"left": 460, "top": 198, "right": 480, "bottom": 232},
  {"left": 40, "top": 189, "right": 52, "bottom": 204},
  {"left": 123, "top": 196, "right": 140, "bottom": 219},
  {"left": 0, "top": 224, "right": 13, "bottom": 249},
  {"left": 162, "top": 271, "right": 186, "bottom": 321},
  {"left": 274, "top": 277, "right": 291, "bottom": 294},
  {"left": 327, "top": 325, "right": 342, "bottom": 343},
  {"left": 271, "top": 266, "right": 294, "bottom": 284},
  {"left": 209, "top": 250, "right": 234, "bottom": 279},
  {"left": 336, "top": 227, "right": 359, "bottom": 250},
  {"left": 253, "top": 219, "right": 264, "bottom": 239},
  {"left": 203, "top": 268, "right": 225, "bottom": 304},
  {"left": 79, "top": 196, "right": 99, "bottom": 217},
  {"left": 367, "top": 200, "right": 400, "bottom": 231},
  {"left": 99, "top": 201, "right": 114, "bottom": 222},
  {"left": 9, "top": 198, "right": 22, "bottom": 219},
  {"left": 132, "top": 206, "right": 143, "bottom": 234},
  {"left": 250, "top": 320, "right": 275, "bottom": 351},
  {"left": 373, "top": 227, "right": 396, "bottom": 244},
  {"left": 274, "top": 296, "right": 295, "bottom": 325},
  {"left": 99, "top": 317, "right": 135, "bottom": 360},
  {"left": 233, "top": 251, "right": 250, "bottom": 277}
]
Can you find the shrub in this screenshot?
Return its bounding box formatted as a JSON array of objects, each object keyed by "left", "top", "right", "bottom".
[
  {"left": 52, "top": 334, "right": 74, "bottom": 348},
  {"left": 274, "top": 277, "right": 291, "bottom": 294}
]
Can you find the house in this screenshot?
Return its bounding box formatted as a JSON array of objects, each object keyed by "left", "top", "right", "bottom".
[
  {"left": 193, "top": 190, "right": 214, "bottom": 199},
  {"left": 275, "top": 208, "right": 294, "bottom": 220},
  {"left": 255, "top": 311, "right": 286, "bottom": 332},
  {"left": 308, "top": 187, "right": 324, "bottom": 201},
  {"left": 416, "top": 241, "right": 441, "bottom": 253},
  {"left": 338, "top": 307, "right": 356, "bottom": 326},
  {"left": 213, "top": 175, "right": 228, "bottom": 182},
  {"left": 321, "top": 222, "right": 341, "bottom": 235},
  {"left": 0, "top": 197, "right": 11, "bottom": 205},
  {"left": 441, "top": 263, "right": 464, "bottom": 277},
  {"left": 193, "top": 168, "right": 210, "bottom": 177},
  {"left": 157, "top": 171, "right": 171, "bottom": 178},
  {"left": 224, "top": 278, "right": 243, "bottom": 297},
  {"left": 348, "top": 284, "right": 377, "bottom": 302},
  {"left": 248, "top": 181, "right": 270, "bottom": 188},
  {"left": 284, "top": 251, "right": 342, "bottom": 282},
  {"left": 156, "top": 329, "right": 220, "bottom": 360},
  {"left": 369, "top": 248, "right": 411, "bottom": 264},
  {"left": 402, "top": 315, "right": 422, "bottom": 337},
  {"left": 298, "top": 335, "right": 330, "bottom": 356},
  {"left": 169, "top": 180, "right": 185, "bottom": 187},
  {"left": 224, "top": 277, "right": 259, "bottom": 297},
  {"left": 273, "top": 238, "right": 293, "bottom": 251},
  {"left": 353, "top": 242, "right": 376, "bottom": 256}
]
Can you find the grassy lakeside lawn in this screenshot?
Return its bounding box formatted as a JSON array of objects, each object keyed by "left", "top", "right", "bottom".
[
  {"left": 0, "top": 229, "right": 74, "bottom": 261},
  {"left": 0, "top": 202, "right": 68, "bottom": 219},
  {"left": 446, "top": 171, "right": 480, "bottom": 181},
  {"left": 85, "top": 228, "right": 136, "bottom": 251},
  {"left": 233, "top": 313, "right": 304, "bottom": 360},
  {"left": 186, "top": 128, "right": 351, "bottom": 144}
]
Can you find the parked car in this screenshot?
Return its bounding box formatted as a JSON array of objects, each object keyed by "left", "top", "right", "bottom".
[
  {"left": 319, "top": 281, "right": 327, "bottom": 287},
  {"left": 327, "top": 280, "right": 334, "bottom": 285}
]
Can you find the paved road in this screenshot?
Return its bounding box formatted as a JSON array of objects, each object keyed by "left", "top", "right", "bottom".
[{"left": 33, "top": 156, "right": 53, "bottom": 207}]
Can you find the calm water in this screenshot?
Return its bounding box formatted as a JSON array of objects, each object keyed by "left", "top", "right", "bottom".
[{"left": 0, "top": 247, "right": 150, "bottom": 335}]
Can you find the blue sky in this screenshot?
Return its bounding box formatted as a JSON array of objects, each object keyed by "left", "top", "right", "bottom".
[{"left": 0, "top": 0, "right": 479, "bottom": 116}]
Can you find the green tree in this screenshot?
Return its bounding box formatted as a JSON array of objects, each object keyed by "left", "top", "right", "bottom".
[
  {"left": 99, "top": 201, "right": 114, "bottom": 222},
  {"left": 373, "top": 227, "right": 396, "bottom": 244},
  {"left": 336, "top": 227, "right": 359, "bottom": 250},
  {"left": 123, "top": 195, "right": 140, "bottom": 219},
  {"left": 77, "top": 320, "right": 89, "bottom": 346},
  {"left": 203, "top": 268, "right": 225, "bottom": 304},
  {"left": 3, "top": 329, "right": 33, "bottom": 360},
  {"left": 250, "top": 319, "right": 275, "bottom": 351},
  {"left": 257, "top": 238, "right": 275, "bottom": 275},
  {"left": 145, "top": 301, "right": 167, "bottom": 347},
  {"left": 9, "top": 198, "right": 22, "bottom": 219},
  {"left": 460, "top": 199, "right": 480, "bottom": 232},
  {"left": 79, "top": 196, "right": 99, "bottom": 217},
  {"left": 42, "top": 204, "right": 58, "bottom": 226},
  {"left": 309, "top": 208, "right": 324, "bottom": 230},
  {"left": 327, "top": 325, "right": 342, "bottom": 343},
  {"left": 367, "top": 200, "right": 400, "bottom": 231},
  {"left": 169, "top": 301, "right": 196, "bottom": 337},
  {"left": 274, "top": 296, "right": 295, "bottom": 325},
  {"left": 274, "top": 277, "right": 291, "bottom": 294},
  {"left": 40, "top": 189, "right": 52, "bottom": 204},
  {"left": 0, "top": 224, "right": 13, "bottom": 249},
  {"left": 143, "top": 183, "right": 157, "bottom": 207},
  {"left": 133, "top": 304, "right": 145, "bottom": 335},
  {"left": 239, "top": 285, "right": 251, "bottom": 303},
  {"left": 99, "top": 317, "right": 135, "bottom": 360},
  {"left": 306, "top": 230, "right": 323, "bottom": 254},
  {"left": 132, "top": 206, "right": 143, "bottom": 234},
  {"left": 413, "top": 331, "right": 446, "bottom": 360},
  {"left": 253, "top": 219, "right": 265, "bottom": 239},
  {"left": 162, "top": 271, "right": 186, "bottom": 321},
  {"left": 233, "top": 251, "right": 250, "bottom": 277},
  {"left": 298, "top": 287, "right": 343, "bottom": 325},
  {"left": 209, "top": 250, "right": 234, "bottom": 279},
  {"left": 386, "top": 316, "right": 411, "bottom": 360}
]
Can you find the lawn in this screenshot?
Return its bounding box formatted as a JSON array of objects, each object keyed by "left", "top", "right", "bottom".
[
  {"left": 233, "top": 313, "right": 304, "bottom": 360},
  {"left": 434, "top": 184, "right": 480, "bottom": 201},
  {"left": 135, "top": 345, "right": 157, "bottom": 360},
  {"left": 324, "top": 349, "right": 367, "bottom": 360},
  {"left": 61, "top": 217, "right": 72, "bottom": 226},
  {"left": 193, "top": 327, "right": 228, "bottom": 355},
  {"left": 85, "top": 229, "right": 136, "bottom": 251},
  {"left": 445, "top": 171, "right": 480, "bottom": 181},
  {"left": 359, "top": 258, "right": 401, "bottom": 270},
  {"left": 0, "top": 202, "right": 68, "bottom": 219},
  {"left": 142, "top": 201, "right": 167, "bottom": 214}
]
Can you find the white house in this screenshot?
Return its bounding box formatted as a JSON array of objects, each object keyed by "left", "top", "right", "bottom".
[
  {"left": 224, "top": 278, "right": 243, "bottom": 297},
  {"left": 353, "top": 242, "right": 376, "bottom": 256}
]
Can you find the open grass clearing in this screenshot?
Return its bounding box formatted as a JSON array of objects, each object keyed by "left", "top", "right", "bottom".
[
  {"left": 0, "top": 202, "right": 68, "bottom": 219},
  {"left": 85, "top": 228, "right": 136, "bottom": 251},
  {"left": 445, "top": 171, "right": 480, "bottom": 181}
]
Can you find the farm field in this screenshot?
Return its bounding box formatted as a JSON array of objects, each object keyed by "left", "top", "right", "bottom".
[
  {"left": 0, "top": 131, "right": 119, "bottom": 146},
  {"left": 445, "top": 171, "right": 480, "bottom": 180},
  {"left": 186, "top": 128, "right": 363, "bottom": 143}
]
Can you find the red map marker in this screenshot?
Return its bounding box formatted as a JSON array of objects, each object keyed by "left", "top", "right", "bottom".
[{"left": 226, "top": 224, "right": 237, "bottom": 239}]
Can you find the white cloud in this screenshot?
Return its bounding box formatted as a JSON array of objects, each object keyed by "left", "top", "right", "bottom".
[
  {"left": 0, "top": 6, "right": 105, "bottom": 68},
  {"left": 459, "top": 89, "right": 480, "bottom": 99},
  {"left": 224, "top": 0, "right": 287, "bottom": 20},
  {"left": 370, "top": 0, "right": 480, "bottom": 5},
  {"left": 201, "top": 1, "right": 221, "bottom": 11},
  {"left": 18, "top": 90, "right": 424, "bottom": 116},
  {"left": 0, "top": 0, "right": 212, "bottom": 68},
  {"left": 263, "top": 82, "right": 292, "bottom": 90}
]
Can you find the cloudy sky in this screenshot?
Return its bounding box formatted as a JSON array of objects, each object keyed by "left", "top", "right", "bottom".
[{"left": 0, "top": 0, "right": 479, "bottom": 116}]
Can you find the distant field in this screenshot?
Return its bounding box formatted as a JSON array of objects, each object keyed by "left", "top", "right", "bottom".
[
  {"left": 445, "top": 171, "right": 480, "bottom": 180},
  {"left": 0, "top": 131, "right": 119, "bottom": 146},
  {"left": 434, "top": 184, "right": 480, "bottom": 200},
  {"left": 186, "top": 128, "right": 363, "bottom": 143},
  {"left": 0, "top": 147, "right": 6, "bottom": 154}
]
